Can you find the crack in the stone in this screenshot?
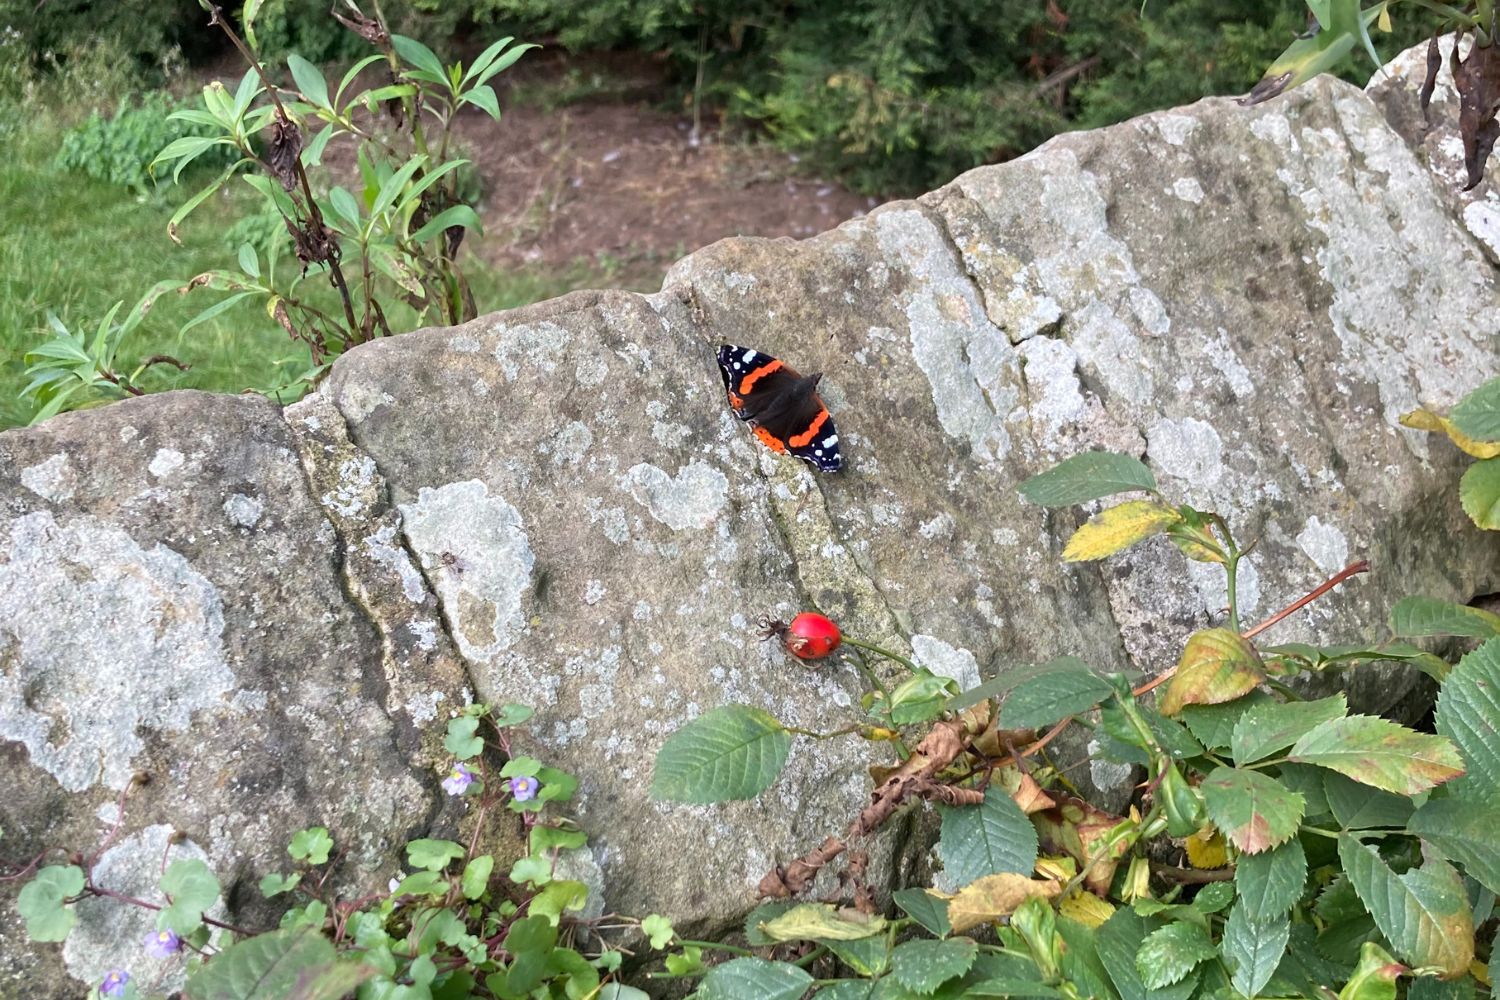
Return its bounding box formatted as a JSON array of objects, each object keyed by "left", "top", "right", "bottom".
[{"left": 279, "top": 393, "right": 478, "bottom": 728}]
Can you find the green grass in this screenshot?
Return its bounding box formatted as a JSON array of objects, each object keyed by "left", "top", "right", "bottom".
[{"left": 0, "top": 106, "right": 637, "bottom": 429}]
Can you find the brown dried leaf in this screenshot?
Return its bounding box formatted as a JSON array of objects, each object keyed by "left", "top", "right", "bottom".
[
  {"left": 332, "top": 9, "right": 387, "bottom": 46},
  {"left": 1453, "top": 37, "right": 1500, "bottom": 190},
  {"left": 1420, "top": 34, "right": 1442, "bottom": 122},
  {"left": 267, "top": 115, "right": 303, "bottom": 193}
]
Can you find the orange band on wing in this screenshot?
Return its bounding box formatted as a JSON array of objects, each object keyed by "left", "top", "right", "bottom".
[
  {"left": 737, "top": 359, "right": 783, "bottom": 395},
  {"left": 788, "top": 407, "right": 829, "bottom": 448},
  {"left": 753, "top": 425, "right": 789, "bottom": 453}
]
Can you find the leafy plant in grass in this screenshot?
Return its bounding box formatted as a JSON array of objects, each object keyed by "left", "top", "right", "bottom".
[
  {"left": 10, "top": 702, "right": 658, "bottom": 999},
  {"left": 648, "top": 450, "right": 1499, "bottom": 997},
  {"left": 22, "top": 1, "right": 534, "bottom": 419},
  {"left": 54, "top": 91, "right": 237, "bottom": 195}
]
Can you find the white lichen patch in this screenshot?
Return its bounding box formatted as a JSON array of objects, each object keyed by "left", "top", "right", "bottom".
[
  {"left": 874, "top": 209, "right": 1017, "bottom": 462},
  {"left": 624, "top": 461, "right": 728, "bottom": 531},
  {"left": 449, "top": 333, "right": 483, "bottom": 353},
  {"left": 550, "top": 421, "right": 594, "bottom": 464},
  {"left": 1017, "top": 336, "right": 1087, "bottom": 442},
  {"left": 1207, "top": 330, "right": 1255, "bottom": 398},
  {"left": 0, "top": 512, "right": 235, "bottom": 791},
  {"left": 363, "top": 523, "right": 428, "bottom": 603},
  {"left": 492, "top": 321, "right": 571, "bottom": 381},
  {"left": 1147, "top": 417, "right": 1224, "bottom": 492},
  {"left": 575, "top": 352, "right": 610, "bottom": 387},
  {"left": 399, "top": 480, "right": 534, "bottom": 662},
  {"left": 1463, "top": 201, "right": 1500, "bottom": 259},
  {"left": 1171, "top": 177, "right": 1205, "bottom": 204},
  {"left": 1155, "top": 113, "right": 1200, "bottom": 146},
  {"left": 1296, "top": 515, "right": 1349, "bottom": 574},
  {"left": 148, "top": 447, "right": 186, "bottom": 478},
  {"left": 20, "top": 453, "right": 77, "bottom": 501},
  {"left": 1088, "top": 739, "right": 1135, "bottom": 792},
  {"left": 911, "top": 634, "right": 981, "bottom": 692},
  {"left": 63, "top": 826, "right": 224, "bottom": 994},
  {"left": 323, "top": 456, "right": 378, "bottom": 519},
  {"left": 223, "top": 492, "right": 264, "bottom": 528}
]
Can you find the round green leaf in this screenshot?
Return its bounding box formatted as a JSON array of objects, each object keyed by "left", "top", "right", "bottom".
[
  {"left": 1436, "top": 637, "right": 1500, "bottom": 806},
  {"left": 16, "top": 865, "right": 84, "bottom": 942},
  {"left": 1450, "top": 377, "right": 1500, "bottom": 441},
  {"left": 160, "top": 858, "right": 221, "bottom": 937},
  {"left": 1460, "top": 458, "right": 1500, "bottom": 530},
  {"left": 650, "top": 705, "right": 792, "bottom": 803}
]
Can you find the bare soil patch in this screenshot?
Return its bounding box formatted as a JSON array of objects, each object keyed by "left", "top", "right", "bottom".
[{"left": 457, "top": 55, "right": 879, "bottom": 287}]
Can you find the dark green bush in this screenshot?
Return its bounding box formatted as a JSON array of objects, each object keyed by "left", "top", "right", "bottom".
[{"left": 54, "top": 92, "right": 236, "bottom": 193}]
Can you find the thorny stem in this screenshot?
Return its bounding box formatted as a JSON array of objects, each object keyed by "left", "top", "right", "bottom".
[
  {"left": 782, "top": 724, "right": 864, "bottom": 740},
  {"left": 840, "top": 636, "right": 920, "bottom": 675}
]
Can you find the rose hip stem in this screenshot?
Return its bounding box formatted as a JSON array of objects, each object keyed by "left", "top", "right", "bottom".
[{"left": 839, "top": 636, "right": 920, "bottom": 675}]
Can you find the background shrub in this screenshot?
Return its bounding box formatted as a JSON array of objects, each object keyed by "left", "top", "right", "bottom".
[{"left": 54, "top": 91, "right": 237, "bottom": 193}]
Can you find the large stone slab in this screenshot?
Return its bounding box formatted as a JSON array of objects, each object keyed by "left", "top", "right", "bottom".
[{"left": 4, "top": 64, "right": 1499, "bottom": 997}]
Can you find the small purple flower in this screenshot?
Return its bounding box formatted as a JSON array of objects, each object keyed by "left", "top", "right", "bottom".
[
  {"left": 100, "top": 969, "right": 130, "bottom": 997},
  {"left": 144, "top": 928, "right": 182, "bottom": 959},
  {"left": 441, "top": 763, "right": 476, "bottom": 796},
  {"left": 509, "top": 775, "right": 540, "bottom": 802}
]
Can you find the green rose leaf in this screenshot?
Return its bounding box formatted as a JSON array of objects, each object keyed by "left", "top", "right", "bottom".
[
  {"left": 1018, "top": 451, "right": 1157, "bottom": 507},
  {"left": 650, "top": 704, "right": 792, "bottom": 803}
]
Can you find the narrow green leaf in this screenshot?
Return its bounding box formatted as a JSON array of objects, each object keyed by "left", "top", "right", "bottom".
[
  {"left": 328, "top": 186, "right": 361, "bottom": 231},
  {"left": 997, "top": 669, "right": 1114, "bottom": 729},
  {"left": 893, "top": 888, "right": 952, "bottom": 938},
  {"left": 890, "top": 937, "right": 978, "bottom": 993},
  {"left": 1408, "top": 799, "right": 1500, "bottom": 895},
  {"left": 1436, "top": 638, "right": 1500, "bottom": 806},
  {"left": 1234, "top": 838, "right": 1306, "bottom": 920},
  {"left": 1451, "top": 377, "right": 1500, "bottom": 441},
  {"left": 1017, "top": 451, "right": 1156, "bottom": 507},
  {"left": 1222, "top": 902, "right": 1289, "bottom": 998},
  {"left": 471, "top": 42, "right": 538, "bottom": 87},
  {"left": 1289, "top": 715, "right": 1464, "bottom": 796},
  {"left": 237, "top": 243, "right": 260, "bottom": 279},
  {"left": 368, "top": 154, "right": 428, "bottom": 223},
  {"left": 287, "top": 53, "right": 330, "bottom": 108},
  {"left": 937, "top": 787, "right": 1038, "bottom": 886},
  {"left": 412, "top": 204, "right": 483, "bottom": 244},
  {"left": 335, "top": 54, "right": 385, "bottom": 106},
  {"left": 168, "top": 162, "right": 245, "bottom": 238},
  {"left": 391, "top": 35, "right": 449, "bottom": 88},
  {"left": 464, "top": 36, "right": 516, "bottom": 84},
  {"left": 1202, "top": 766, "right": 1304, "bottom": 853},
  {"left": 460, "top": 84, "right": 501, "bottom": 120},
  {"left": 650, "top": 705, "right": 792, "bottom": 803},
  {"left": 1391, "top": 596, "right": 1500, "bottom": 639},
  {"left": 1231, "top": 694, "right": 1347, "bottom": 764},
  {"left": 1459, "top": 458, "right": 1500, "bottom": 530},
  {"left": 698, "top": 957, "right": 813, "bottom": 1000},
  {"left": 1240, "top": 2, "right": 1386, "bottom": 104},
  {"left": 1338, "top": 835, "right": 1474, "bottom": 977},
  {"left": 180, "top": 291, "right": 256, "bottom": 336}
]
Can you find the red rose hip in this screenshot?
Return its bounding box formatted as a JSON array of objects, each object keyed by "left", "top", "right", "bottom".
[{"left": 762, "top": 612, "right": 842, "bottom": 660}]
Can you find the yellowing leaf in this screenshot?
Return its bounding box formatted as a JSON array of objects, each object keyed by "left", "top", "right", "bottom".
[
  {"left": 757, "top": 903, "right": 886, "bottom": 943},
  {"left": 1377, "top": 4, "right": 1392, "bottom": 32},
  {"left": 1160, "top": 628, "right": 1266, "bottom": 716},
  {"left": 1185, "top": 829, "right": 1229, "bottom": 869},
  {"left": 1063, "top": 500, "right": 1181, "bottom": 562},
  {"left": 1401, "top": 408, "right": 1500, "bottom": 459},
  {"left": 1059, "top": 890, "right": 1114, "bottom": 928},
  {"left": 946, "top": 873, "right": 1061, "bottom": 933}
]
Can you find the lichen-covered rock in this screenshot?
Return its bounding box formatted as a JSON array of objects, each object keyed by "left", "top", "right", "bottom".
[{"left": 4, "top": 57, "right": 1500, "bottom": 997}]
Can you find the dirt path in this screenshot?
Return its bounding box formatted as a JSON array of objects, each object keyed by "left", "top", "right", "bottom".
[{"left": 456, "top": 62, "right": 878, "bottom": 287}]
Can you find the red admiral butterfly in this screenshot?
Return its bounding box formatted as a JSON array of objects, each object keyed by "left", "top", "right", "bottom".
[{"left": 717, "top": 345, "right": 842, "bottom": 472}]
